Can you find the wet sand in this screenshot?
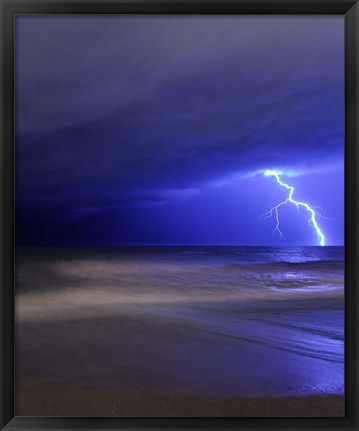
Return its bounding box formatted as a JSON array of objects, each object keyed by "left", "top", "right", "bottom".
[
  {"left": 16, "top": 310, "right": 344, "bottom": 417},
  {"left": 15, "top": 247, "right": 344, "bottom": 417},
  {"left": 17, "top": 383, "right": 344, "bottom": 417}
]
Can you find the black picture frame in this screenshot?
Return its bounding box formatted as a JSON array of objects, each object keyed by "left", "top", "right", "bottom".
[{"left": 1, "top": 1, "right": 358, "bottom": 430}]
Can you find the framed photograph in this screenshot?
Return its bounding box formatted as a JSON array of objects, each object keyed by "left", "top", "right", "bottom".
[{"left": 1, "top": 1, "right": 358, "bottom": 430}]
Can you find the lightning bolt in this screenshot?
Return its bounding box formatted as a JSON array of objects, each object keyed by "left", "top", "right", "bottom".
[{"left": 261, "top": 170, "right": 325, "bottom": 246}]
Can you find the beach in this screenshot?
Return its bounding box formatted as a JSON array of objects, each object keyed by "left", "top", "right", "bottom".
[
  {"left": 17, "top": 384, "right": 344, "bottom": 417},
  {"left": 15, "top": 246, "right": 344, "bottom": 416}
]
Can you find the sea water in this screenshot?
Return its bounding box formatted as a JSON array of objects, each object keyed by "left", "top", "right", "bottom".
[{"left": 15, "top": 246, "right": 344, "bottom": 397}]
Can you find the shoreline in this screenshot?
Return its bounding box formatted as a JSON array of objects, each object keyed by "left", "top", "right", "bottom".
[
  {"left": 15, "top": 248, "right": 344, "bottom": 417},
  {"left": 16, "top": 384, "right": 345, "bottom": 417}
]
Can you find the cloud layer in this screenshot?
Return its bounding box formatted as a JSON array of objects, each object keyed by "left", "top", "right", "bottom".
[{"left": 15, "top": 15, "right": 344, "bottom": 244}]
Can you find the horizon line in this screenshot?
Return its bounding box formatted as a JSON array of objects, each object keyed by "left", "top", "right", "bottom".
[{"left": 16, "top": 244, "right": 345, "bottom": 248}]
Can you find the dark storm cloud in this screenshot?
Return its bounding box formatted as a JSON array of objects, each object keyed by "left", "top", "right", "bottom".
[{"left": 16, "top": 15, "right": 343, "bottom": 219}]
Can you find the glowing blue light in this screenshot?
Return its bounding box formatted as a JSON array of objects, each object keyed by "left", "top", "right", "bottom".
[
  {"left": 264, "top": 169, "right": 282, "bottom": 177},
  {"left": 261, "top": 170, "right": 325, "bottom": 246}
]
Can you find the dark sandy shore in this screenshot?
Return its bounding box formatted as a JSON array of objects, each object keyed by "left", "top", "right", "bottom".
[
  {"left": 16, "top": 381, "right": 344, "bottom": 417},
  {"left": 15, "top": 312, "right": 345, "bottom": 417},
  {"left": 15, "top": 248, "right": 344, "bottom": 417}
]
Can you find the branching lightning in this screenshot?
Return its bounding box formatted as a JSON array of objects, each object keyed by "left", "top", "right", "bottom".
[{"left": 261, "top": 170, "right": 325, "bottom": 246}]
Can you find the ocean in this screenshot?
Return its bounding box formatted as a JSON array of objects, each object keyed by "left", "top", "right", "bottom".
[{"left": 15, "top": 246, "right": 344, "bottom": 415}]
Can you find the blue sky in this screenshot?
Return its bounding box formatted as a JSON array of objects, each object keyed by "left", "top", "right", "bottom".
[{"left": 15, "top": 15, "right": 344, "bottom": 246}]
